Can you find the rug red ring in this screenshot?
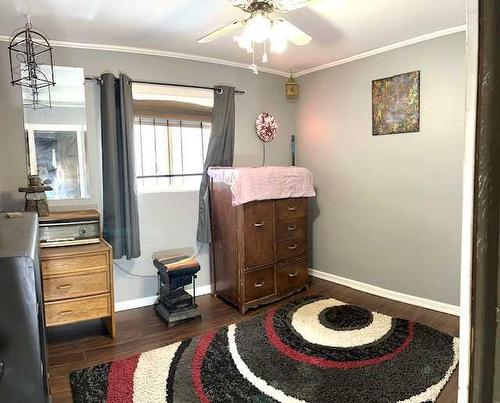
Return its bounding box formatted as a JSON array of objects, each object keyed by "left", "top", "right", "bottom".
[
  {"left": 106, "top": 355, "right": 139, "bottom": 403},
  {"left": 192, "top": 330, "right": 217, "bottom": 402},
  {"left": 69, "top": 296, "right": 458, "bottom": 402},
  {"left": 264, "top": 308, "right": 415, "bottom": 369}
]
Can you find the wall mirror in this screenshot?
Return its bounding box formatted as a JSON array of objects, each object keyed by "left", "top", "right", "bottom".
[{"left": 23, "top": 66, "right": 90, "bottom": 200}]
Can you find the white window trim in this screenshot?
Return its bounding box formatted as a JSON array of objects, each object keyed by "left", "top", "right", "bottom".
[{"left": 138, "top": 186, "right": 201, "bottom": 195}]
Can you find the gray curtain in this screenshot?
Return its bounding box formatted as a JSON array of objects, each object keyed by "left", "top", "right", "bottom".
[
  {"left": 100, "top": 73, "right": 141, "bottom": 259},
  {"left": 196, "top": 86, "right": 235, "bottom": 243}
]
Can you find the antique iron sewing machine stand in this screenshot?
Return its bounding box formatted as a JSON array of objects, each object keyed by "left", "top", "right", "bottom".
[{"left": 153, "top": 257, "right": 201, "bottom": 327}]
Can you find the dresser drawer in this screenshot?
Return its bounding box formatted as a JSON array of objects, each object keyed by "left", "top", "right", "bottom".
[
  {"left": 244, "top": 200, "right": 274, "bottom": 268},
  {"left": 275, "top": 217, "right": 307, "bottom": 241},
  {"left": 45, "top": 294, "right": 111, "bottom": 327},
  {"left": 277, "top": 258, "right": 309, "bottom": 295},
  {"left": 275, "top": 198, "right": 307, "bottom": 221},
  {"left": 244, "top": 266, "right": 275, "bottom": 302},
  {"left": 276, "top": 237, "right": 307, "bottom": 262},
  {"left": 42, "top": 252, "right": 109, "bottom": 277},
  {"left": 43, "top": 270, "right": 110, "bottom": 302}
]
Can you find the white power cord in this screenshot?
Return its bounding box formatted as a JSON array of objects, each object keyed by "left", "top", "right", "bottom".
[
  {"left": 113, "top": 243, "right": 205, "bottom": 279},
  {"left": 113, "top": 261, "right": 157, "bottom": 278}
]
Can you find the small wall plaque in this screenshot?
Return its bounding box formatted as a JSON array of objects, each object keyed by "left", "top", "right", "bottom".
[{"left": 286, "top": 75, "right": 299, "bottom": 100}]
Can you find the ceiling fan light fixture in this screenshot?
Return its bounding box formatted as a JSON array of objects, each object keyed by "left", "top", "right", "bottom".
[
  {"left": 198, "top": 1, "right": 314, "bottom": 74},
  {"left": 243, "top": 12, "right": 271, "bottom": 43}
]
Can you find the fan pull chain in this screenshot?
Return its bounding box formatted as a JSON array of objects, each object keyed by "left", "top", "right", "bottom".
[{"left": 249, "top": 42, "right": 258, "bottom": 74}]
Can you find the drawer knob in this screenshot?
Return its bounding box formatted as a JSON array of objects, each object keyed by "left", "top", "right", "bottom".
[
  {"left": 57, "top": 284, "right": 73, "bottom": 290},
  {"left": 254, "top": 281, "right": 265, "bottom": 288},
  {"left": 288, "top": 244, "right": 298, "bottom": 250},
  {"left": 253, "top": 221, "right": 265, "bottom": 228},
  {"left": 59, "top": 310, "right": 74, "bottom": 316},
  {"left": 288, "top": 206, "right": 297, "bottom": 211},
  {"left": 287, "top": 225, "right": 297, "bottom": 231},
  {"left": 288, "top": 272, "right": 298, "bottom": 277}
]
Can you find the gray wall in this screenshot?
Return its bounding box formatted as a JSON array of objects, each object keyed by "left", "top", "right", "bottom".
[
  {"left": 0, "top": 33, "right": 466, "bottom": 306},
  {"left": 297, "top": 33, "right": 466, "bottom": 306},
  {"left": 0, "top": 44, "right": 296, "bottom": 302}
]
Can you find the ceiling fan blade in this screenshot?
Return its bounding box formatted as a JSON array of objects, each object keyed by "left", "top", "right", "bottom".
[
  {"left": 276, "top": 0, "right": 313, "bottom": 11},
  {"left": 197, "top": 20, "right": 245, "bottom": 43},
  {"left": 275, "top": 19, "right": 312, "bottom": 46}
]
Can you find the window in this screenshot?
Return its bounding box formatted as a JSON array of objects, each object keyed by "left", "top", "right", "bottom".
[
  {"left": 22, "top": 66, "right": 90, "bottom": 200},
  {"left": 132, "top": 84, "right": 213, "bottom": 192},
  {"left": 134, "top": 117, "right": 211, "bottom": 191}
]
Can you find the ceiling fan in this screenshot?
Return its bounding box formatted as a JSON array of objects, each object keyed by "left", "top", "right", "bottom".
[{"left": 197, "top": 0, "right": 314, "bottom": 73}]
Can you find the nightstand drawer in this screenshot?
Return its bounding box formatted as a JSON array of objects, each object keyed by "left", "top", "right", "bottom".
[
  {"left": 276, "top": 237, "right": 307, "bottom": 262},
  {"left": 42, "top": 252, "right": 108, "bottom": 277},
  {"left": 43, "top": 270, "right": 110, "bottom": 302},
  {"left": 45, "top": 294, "right": 111, "bottom": 327}
]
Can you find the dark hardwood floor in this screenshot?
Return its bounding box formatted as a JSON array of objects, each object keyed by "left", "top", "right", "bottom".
[{"left": 47, "top": 277, "right": 459, "bottom": 402}]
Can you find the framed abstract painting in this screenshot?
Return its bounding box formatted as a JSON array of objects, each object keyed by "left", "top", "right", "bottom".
[{"left": 372, "top": 71, "right": 420, "bottom": 135}]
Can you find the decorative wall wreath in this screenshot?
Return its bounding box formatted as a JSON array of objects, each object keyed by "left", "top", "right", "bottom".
[{"left": 256, "top": 112, "right": 278, "bottom": 142}]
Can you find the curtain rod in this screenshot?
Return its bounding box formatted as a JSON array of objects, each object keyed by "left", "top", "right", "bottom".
[{"left": 84, "top": 76, "right": 245, "bottom": 94}]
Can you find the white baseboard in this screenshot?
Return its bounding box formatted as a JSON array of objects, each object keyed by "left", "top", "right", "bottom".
[
  {"left": 115, "top": 273, "right": 460, "bottom": 317},
  {"left": 114, "top": 284, "right": 212, "bottom": 312},
  {"left": 309, "top": 269, "right": 460, "bottom": 316},
  {"left": 115, "top": 295, "right": 158, "bottom": 312}
]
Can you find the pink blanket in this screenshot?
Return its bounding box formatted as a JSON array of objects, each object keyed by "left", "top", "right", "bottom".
[{"left": 208, "top": 166, "right": 316, "bottom": 206}]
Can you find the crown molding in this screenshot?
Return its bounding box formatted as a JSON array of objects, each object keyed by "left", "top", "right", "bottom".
[
  {"left": 0, "top": 24, "right": 466, "bottom": 79},
  {"left": 0, "top": 35, "right": 290, "bottom": 77},
  {"left": 294, "top": 24, "right": 467, "bottom": 77}
]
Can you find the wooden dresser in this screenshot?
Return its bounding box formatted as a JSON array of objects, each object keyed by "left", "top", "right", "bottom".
[
  {"left": 39, "top": 214, "right": 116, "bottom": 337},
  {"left": 210, "top": 182, "right": 309, "bottom": 313}
]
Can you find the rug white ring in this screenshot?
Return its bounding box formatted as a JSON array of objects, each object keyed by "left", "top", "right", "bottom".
[
  {"left": 227, "top": 324, "right": 307, "bottom": 403},
  {"left": 290, "top": 298, "right": 393, "bottom": 348}
]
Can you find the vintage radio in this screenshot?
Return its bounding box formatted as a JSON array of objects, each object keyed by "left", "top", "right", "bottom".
[{"left": 38, "top": 210, "right": 101, "bottom": 248}]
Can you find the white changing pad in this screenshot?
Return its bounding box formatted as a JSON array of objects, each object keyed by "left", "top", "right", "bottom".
[{"left": 207, "top": 166, "right": 316, "bottom": 206}]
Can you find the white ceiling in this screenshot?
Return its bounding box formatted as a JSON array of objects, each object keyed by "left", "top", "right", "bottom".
[{"left": 0, "top": 0, "right": 466, "bottom": 75}]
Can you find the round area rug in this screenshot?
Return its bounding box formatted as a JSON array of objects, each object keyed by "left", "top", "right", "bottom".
[{"left": 70, "top": 296, "right": 459, "bottom": 402}]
